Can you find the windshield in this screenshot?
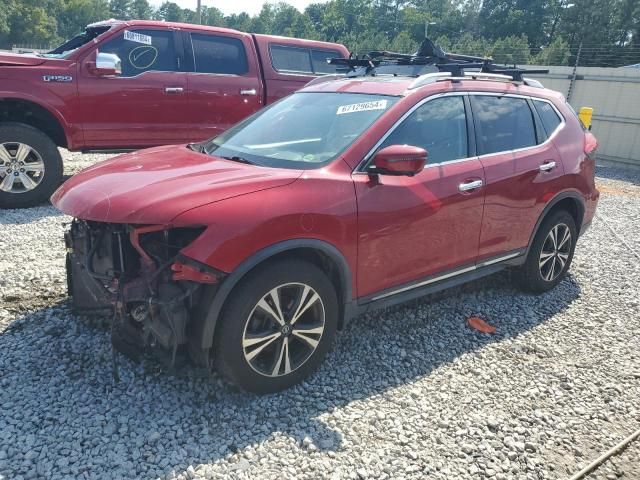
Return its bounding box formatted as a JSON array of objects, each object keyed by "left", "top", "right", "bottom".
[
  {"left": 204, "top": 92, "right": 398, "bottom": 169},
  {"left": 41, "top": 26, "right": 112, "bottom": 59}
]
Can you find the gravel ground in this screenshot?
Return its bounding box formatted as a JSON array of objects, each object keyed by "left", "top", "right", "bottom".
[{"left": 0, "top": 152, "right": 639, "bottom": 480}]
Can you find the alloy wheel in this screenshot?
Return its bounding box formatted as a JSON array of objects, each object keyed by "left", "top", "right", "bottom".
[
  {"left": 242, "top": 282, "right": 325, "bottom": 378},
  {"left": 539, "top": 223, "right": 572, "bottom": 282},
  {"left": 0, "top": 142, "right": 46, "bottom": 194}
]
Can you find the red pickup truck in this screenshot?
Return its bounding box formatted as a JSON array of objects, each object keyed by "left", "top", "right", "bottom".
[{"left": 0, "top": 19, "right": 349, "bottom": 208}]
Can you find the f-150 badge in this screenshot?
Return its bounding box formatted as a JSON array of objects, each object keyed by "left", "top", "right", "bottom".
[{"left": 43, "top": 75, "right": 73, "bottom": 82}]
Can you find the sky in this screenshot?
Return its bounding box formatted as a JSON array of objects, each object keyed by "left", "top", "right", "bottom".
[{"left": 150, "top": 0, "right": 325, "bottom": 16}]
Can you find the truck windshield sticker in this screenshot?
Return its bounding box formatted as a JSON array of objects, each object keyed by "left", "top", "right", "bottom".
[
  {"left": 336, "top": 100, "right": 388, "bottom": 115},
  {"left": 129, "top": 45, "right": 158, "bottom": 69},
  {"left": 124, "top": 30, "right": 152, "bottom": 45}
]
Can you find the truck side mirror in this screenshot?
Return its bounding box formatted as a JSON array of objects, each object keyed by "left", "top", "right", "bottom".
[{"left": 88, "top": 52, "right": 122, "bottom": 77}]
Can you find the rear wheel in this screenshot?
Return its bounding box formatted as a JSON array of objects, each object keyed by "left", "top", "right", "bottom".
[
  {"left": 0, "top": 123, "right": 63, "bottom": 208},
  {"left": 214, "top": 260, "right": 338, "bottom": 394},
  {"left": 516, "top": 210, "right": 577, "bottom": 293}
]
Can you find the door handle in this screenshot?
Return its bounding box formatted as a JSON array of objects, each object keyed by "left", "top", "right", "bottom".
[
  {"left": 240, "top": 88, "right": 257, "bottom": 96},
  {"left": 539, "top": 161, "right": 556, "bottom": 172},
  {"left": 164, "top": 87, "right": 184, "bottom": 94},
  {"left": 458, "top": 179, "right": 483, "bottom": 192}
]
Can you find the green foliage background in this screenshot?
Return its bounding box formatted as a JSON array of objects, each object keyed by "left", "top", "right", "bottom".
[{"left": 1, "top": 0, "right": 639, "bottom": 66}]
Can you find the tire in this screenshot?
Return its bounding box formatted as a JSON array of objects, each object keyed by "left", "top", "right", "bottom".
[
  {"left": 0, "top": 122, "right": 63, "bottom": 209},
  {"left": 515, "top": 210, "right": 577, "bottom": 293},
  {"left": 214, "top": 260, "right": 339, "bottom": 394}
]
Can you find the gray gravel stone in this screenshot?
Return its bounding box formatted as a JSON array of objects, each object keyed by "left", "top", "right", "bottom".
[{"left": 0, "top": 156, "right": 639, "bottom": 480}]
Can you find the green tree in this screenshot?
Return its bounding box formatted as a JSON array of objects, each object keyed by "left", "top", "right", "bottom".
[
  {"left": 534, "top": 35, "right": 570, "bottom": 65},
  {"left": 131, "top": 0, "right": 153, "bottom": 19},
  {"left": 109, "top": 0, "right": 132, "bottom": 19},
  {"left": 57, "top": 0, "right": 110, "bottom": 39},
  {"left": 154, "top": 1, "right": 184, "bottom": 22}
]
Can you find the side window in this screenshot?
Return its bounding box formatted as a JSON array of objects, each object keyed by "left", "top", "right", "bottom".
[
  {"left": 99, "top": 29, "right": 177, "bottom": 77},
  {"left": 379, "top": 96, "right": 468, "bottom": 164},
  {"left": 191, "top": 33, "right": 248, "bottom": 75},
  {"left": 270, "top": 45, "right": 312, "bottom": 74},
  {"left": 533, "top": 100, "right": 563, "bottom": 137},
  {"left": 471, "top": 96, "right": 537, "bottom": 154},
  {"left": 311, "top": 49, "right": 341, "bottom": 74}
]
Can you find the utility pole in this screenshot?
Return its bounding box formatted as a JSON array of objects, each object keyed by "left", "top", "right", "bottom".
[
  {"left": 425, "top": 21, "right": 436, "bottom": 39},
  {"left": 197, "top": 0, "right": 202, "bottom": 24}
]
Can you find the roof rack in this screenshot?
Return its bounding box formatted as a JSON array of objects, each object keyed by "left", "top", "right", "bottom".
[{"left": 328, "top": 38, "right": 549, "bottom": 87}]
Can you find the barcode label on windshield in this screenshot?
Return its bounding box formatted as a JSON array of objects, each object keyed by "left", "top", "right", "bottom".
[
  {"left": 124, "top": 30, "right": 152, "bottom": 45},
  {"left": 336, "top": 100, "right": 388, "bottom": 115}
]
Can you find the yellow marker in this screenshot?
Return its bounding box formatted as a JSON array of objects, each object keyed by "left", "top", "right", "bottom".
[{"left": 579, "top": 107, "right": 593, "bottom": 130}]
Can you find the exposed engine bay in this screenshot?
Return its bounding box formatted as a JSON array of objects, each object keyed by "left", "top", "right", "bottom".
[{"left": 64, "top": 220, "right": 222, "bottom": 369}]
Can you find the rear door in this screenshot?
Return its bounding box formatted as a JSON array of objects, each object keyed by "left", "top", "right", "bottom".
[
  {"left": 354, "top": 94, "right": 486, "bottom": 298},
  {"left": 184, "top": 30, "right": 263, "bottom": 140},
  {"left": 78, "top": 27, "right": 191, "bottom": 148},
  {"left": 470, "top": 94, "right": 566, "bottom": 261}
]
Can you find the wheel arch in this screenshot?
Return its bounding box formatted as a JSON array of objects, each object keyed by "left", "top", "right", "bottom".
[
  {"left": 526, "top": 191, "right": 585, "bottom": 255},
  {"left": 0, "top": 97, "right": 69, "bottom": 148},
  {"left": 194, "top": 239, "right": 354, "bottom": 354}
]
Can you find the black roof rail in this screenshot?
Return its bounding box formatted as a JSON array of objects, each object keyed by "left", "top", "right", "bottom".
[{"left": 329, "top": 38, "right": 549, "bottom": 84}]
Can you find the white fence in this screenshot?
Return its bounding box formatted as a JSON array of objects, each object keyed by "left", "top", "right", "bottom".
[{"left": 527, "top": 65, "right": 640, "bottom": 168}]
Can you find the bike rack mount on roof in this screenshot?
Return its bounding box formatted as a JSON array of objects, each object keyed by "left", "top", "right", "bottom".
[{"left": 328, "top": 38, "right": 549, "bottom": 84}]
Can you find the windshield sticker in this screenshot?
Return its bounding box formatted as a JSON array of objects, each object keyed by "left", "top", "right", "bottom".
[
  {"left": 336, "top": 100, "right": 388, "bottom": 115},
  {"left": 124, "top": 30, "right": 152, "bottom": 45},
  {"left": 129, "top": 45, "right": 158, "bottom": 69}
]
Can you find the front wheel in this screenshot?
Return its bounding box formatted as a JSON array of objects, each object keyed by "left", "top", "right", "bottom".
[
  {"left": 515, "top": 210, "right": 577, "bottom": 293},
  {"left": 0, "top": 122, "right": 63, "bottom": 208},
  {"left": 214, "top": 260, "right": 338, "bottom": 394}
]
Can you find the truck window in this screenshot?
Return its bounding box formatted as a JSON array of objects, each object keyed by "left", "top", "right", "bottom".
[
  {"left": 98, "top": 29, "right": 177, "bottom": 77},
  {"left": 270, "top": 45, "right": 313, "bottom": 74},
  {"left": 311, "top": 49, "right": 341, "bottom": 74},
  {"left": 190, "top": 33, "right": 249, "bottom": 75}
]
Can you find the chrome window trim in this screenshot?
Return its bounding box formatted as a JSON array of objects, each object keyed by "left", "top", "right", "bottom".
[
  {"left": 470, "top": 93, "right": 566, "bottom": 158},
  {"left": 354, "top": 91, "right": 567, "bottom": 174}
]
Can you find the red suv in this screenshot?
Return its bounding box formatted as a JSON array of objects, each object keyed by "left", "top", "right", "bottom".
[{"left": 52, "top": 65, "right": 599, "bottom": 393}]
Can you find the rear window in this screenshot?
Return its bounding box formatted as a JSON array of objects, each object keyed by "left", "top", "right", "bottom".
[
  {"left": 191, "top": 33, "right": 248, "bottom": 75},
  {"left": 471, "top": 95, "right": 537, "bottom": 154},
  {"left": 533, "top": 100, "right": 563, "bottom": 137},
  {"left": 270, "top": 45, "right": 342, "bottom": 75}
]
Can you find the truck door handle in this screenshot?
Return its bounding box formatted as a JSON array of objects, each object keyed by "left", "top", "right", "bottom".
[
  {"left": 164, "top": 87, "right": 184, "bottom": 94},
  {"left": 539, "top": 161, "right": 556, "bottom": 172},
  {"left": 240, "top": 89, "right": 257, "bottom": 96},
  {"left": 458, "top": 179, "right": 483, "bottom": 192}
]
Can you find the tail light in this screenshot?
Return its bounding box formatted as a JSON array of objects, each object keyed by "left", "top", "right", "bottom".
[{"left": 584, "top": 131, "right": 598, "bottom": 161}]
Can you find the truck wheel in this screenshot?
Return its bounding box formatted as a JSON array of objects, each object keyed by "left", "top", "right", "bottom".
[
  {"left": 0, "top": 122, "right": 63, "bottom": 209},
  {"left": 214, "top": 260, "right": 338, "bottom": 394}
]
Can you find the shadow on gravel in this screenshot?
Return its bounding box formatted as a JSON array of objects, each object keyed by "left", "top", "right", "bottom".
[
  {"left": 596, "top": 164, "right": 640, "bottom": 185},
  {"left": 0, "top": 271, "right": 581, "bottom": 479},
  {"left": 0, "top": 204, "right": 64, "bottom": 224}
]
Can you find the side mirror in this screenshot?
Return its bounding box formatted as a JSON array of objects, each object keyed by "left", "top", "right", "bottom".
[
  {"left": 88, "top": 52, "right": 122, "bottom": 77},
  {"left": 370, "top": 144, "right": 427, "bottom": 176}
]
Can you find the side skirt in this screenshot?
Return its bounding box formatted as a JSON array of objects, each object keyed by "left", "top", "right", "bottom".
[{"left": 348, "top": 250, "right": 525, "bottom": 319}]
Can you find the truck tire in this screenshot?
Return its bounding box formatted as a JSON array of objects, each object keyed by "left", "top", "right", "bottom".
[{"left": 0, "top": 122, "right": 63, "bottom": 209}]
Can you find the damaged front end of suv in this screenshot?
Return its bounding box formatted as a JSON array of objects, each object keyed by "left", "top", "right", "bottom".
[{"left": 65, "top": 220, "right": 223, "bottom": 367}]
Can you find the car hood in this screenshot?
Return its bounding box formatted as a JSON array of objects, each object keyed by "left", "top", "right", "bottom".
[
  {"left": 0, "top": 52, "right": 47, "bottom": 67},
  {"left": 52, "top": 145, "right": 303, "bottom": 224}
]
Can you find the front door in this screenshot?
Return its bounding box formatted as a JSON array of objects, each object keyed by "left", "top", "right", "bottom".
[
  {"left": 354, "top": 94, "right": 486, "bottom": 298},
  {"left": 78, "top": 27, "right": 191, "bottom": 148}
]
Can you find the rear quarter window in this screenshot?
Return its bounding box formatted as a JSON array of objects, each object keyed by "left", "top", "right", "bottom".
[{"left": 533, "top": 100, "right": 563, "bottom": 137}]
